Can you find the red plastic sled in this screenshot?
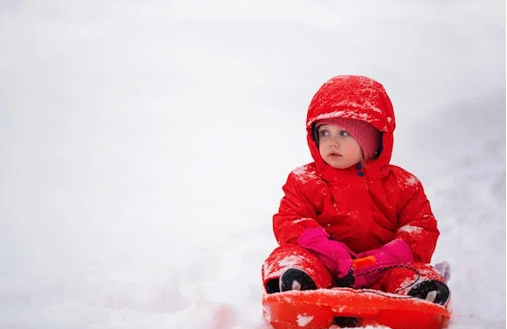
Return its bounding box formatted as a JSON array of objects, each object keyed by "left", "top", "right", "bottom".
[{"left": 262, "top": 288, "right": 451, "bottom": 329}]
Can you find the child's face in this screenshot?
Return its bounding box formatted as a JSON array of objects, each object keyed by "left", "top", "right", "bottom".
[{"left": 317, "top": 124, "right": 363, "bottom": 169}]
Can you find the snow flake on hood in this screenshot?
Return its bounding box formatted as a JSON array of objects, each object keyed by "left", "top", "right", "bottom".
[{"left": 307, "top": 102, "right": 383, "bottom": 129}]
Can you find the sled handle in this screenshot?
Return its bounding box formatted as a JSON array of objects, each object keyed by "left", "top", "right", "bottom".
[{"left": 353, "top": 256, "right": 376, "bottom": 270}]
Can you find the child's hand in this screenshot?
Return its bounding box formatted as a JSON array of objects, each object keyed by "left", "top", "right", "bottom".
[
  {"left": 352, "top": 238, "right": 413, "bottom": 289},
  {"left": 297, "top": 227, "right": 354, "bottom": 280}
]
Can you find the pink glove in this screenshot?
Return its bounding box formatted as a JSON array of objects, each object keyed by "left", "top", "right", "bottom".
[
  {"left": 297, "top": 227, "right": 354, "bottom": 280},
  {"left": 352, "top": 238, "right": 413, "bottom": 289}
]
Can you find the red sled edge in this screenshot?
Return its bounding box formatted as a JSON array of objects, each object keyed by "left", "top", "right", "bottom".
[{"left": 262, "top": 288, "right": 451, "bottom": 329}]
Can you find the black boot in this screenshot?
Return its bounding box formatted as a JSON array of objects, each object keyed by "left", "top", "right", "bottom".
[
  {"left": 408, "top": 280, "right": 450, "bottom": 306},
  {"left": 280, "top": 268, "right": 317, "bottom": 292}
]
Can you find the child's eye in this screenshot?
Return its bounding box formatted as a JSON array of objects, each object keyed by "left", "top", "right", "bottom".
[
  {"left": 319, "top": 130, "right": 330, "bottom": 138},
  {"left": 340, "top": 130, "right": 350, "bottom": 137}
]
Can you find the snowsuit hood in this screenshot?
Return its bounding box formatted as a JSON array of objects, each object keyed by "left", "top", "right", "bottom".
[{"left": 306, "top": 75, "right": 395, "bottom": 180}]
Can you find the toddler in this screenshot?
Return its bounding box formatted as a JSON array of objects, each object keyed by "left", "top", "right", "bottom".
[{"left": 261, "top": 75, "right": 450, "bottom": 306}]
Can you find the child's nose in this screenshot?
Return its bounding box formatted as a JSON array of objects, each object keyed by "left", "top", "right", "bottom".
[
  {"left": 329, "top": 137, "right": 340, "bottom": 147},
  {"left": 331, "top": 135, "right": 341, "bottom": 143}
]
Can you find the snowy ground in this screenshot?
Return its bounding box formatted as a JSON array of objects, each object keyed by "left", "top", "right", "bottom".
[{"left": 0, "top": 1, "right": 505, "bottom": 329}]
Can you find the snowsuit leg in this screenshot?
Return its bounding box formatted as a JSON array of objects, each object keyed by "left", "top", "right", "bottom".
[
  {"left": 261, "top": 244, "right": 333, "bottom": 293},
  {"left": 371, "top": 262, "right": 450, "bottom": 307}
]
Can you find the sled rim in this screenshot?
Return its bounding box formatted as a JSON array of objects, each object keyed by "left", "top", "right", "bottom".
[
  {"left": 263, "top": 288, "right": 450, "bottom": 316},
  {"left": 262, "top": 288, "right": 451, "bottom": 329}
]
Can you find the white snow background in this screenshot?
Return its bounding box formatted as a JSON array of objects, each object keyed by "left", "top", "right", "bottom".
[{"left": 0, "top": 1, "right": 505, "bottom": 329}]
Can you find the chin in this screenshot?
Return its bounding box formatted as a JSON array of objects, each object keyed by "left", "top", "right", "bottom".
[{"left": 328, "top": 162, "right": 346, "bottom": 169}]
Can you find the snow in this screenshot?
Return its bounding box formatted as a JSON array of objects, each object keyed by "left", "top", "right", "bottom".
[
  {"left": 398, "top": 225, "right": 423, "bottom": 235},
  {"left": 0, "top": 1, "right": 505, "bottom": 329},
  {"left": 293, "top": 165, "right": 320, "bottom": 184},
  {"left": 296, "top": 314, "right": 314, "bottom": 327}
]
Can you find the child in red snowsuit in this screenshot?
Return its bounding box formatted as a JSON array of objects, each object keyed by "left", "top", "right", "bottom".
[{"left": 262, "top": 75, "right": 450, "bottom": 306}]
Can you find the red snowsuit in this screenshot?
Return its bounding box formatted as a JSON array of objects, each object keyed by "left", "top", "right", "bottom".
[{"left": 262, "top": 76, "right": 446, "bottom": 295}]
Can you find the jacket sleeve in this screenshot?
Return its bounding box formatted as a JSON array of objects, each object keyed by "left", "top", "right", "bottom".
[
  {"left": 273, "top": 171, "right": 322, "bottom": 245},
  {"left": 394, "top": 170, "right": 440, "bottom": 263}
]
